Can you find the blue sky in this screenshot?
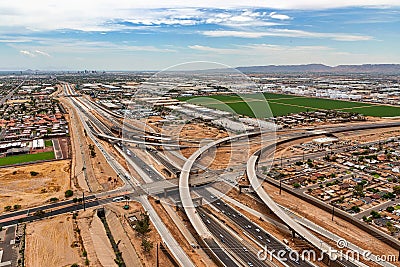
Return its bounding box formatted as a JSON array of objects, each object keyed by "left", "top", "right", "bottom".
[{"left": 0, "top": 1, "right": 399, "bottom": 70}]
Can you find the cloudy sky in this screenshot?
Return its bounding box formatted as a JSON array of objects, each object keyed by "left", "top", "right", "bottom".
[{"left": 0, "top": 1, "right": 399, "bottom": 70}]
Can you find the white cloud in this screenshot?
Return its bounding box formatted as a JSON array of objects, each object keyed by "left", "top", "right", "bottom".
[
  {"left": 19, "top": 50, "right": 36, "bottom": 57},
  {"left": 12, "top": 40, "right": 176, "bottom": 55},
  {"left": 19, "top": 49, "right": 52, "bottom": 57},
  {"left": 0, "top": 1, "right": 398, "bottom": 33},
  {"left": 187, "top": 43, "right": 392, "bottom": 66},
  {"left": 188, "top": 45, "right": 239, "bottom": 54},
  {"left": 0, "top": 38, "right": 32, "bottom": 43},
  {"left": 34, "top": 50, "right": 51, "bottom": 57},
  {"left": 189, "top": 43, "right": 333, "bottom": 55},
  {"left": 202, "top": 29, "right": 373, "bottom": 41},
  {"left": 268, "top": 12, "right": 291, "bottom": 20}
]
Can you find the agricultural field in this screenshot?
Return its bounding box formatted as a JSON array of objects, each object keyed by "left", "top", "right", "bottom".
[{"left": 178, "top": 93, "right": 400, "bottom": 118}]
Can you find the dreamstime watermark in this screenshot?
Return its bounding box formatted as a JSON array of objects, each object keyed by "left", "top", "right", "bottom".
[{"left": 257, "top": 239, "right": 398, "bottom": 263}]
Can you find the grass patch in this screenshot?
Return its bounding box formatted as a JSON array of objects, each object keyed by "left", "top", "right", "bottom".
[
  {"left": 0, "top": 151, "right": 55, "bottom": 166},
  {"left": 343, "top": 105, "right": 400, "bottom": 117},
  {"left": 45, "top": 140, "right": 53, "bottom": 147},
  {"left": 268, "top": 97, "right": 370, "bottom": 110}
]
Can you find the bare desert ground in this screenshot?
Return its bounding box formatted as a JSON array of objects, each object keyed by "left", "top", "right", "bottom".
[
  {"left": 25, "top": 214, "right": 84, "bottom": 267},
  {"left": 0, "top": 160, "right": 70, "bottom": 213}
]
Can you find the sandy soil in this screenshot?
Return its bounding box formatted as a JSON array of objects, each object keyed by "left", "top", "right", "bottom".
[
  {"left": 61, "top": 97, "right": 99, "bottom": 192},
  {"left": 179, "top": 123, "right": 228, "bottom": 158},
  {"left": 89, "top": 212, "right": 117, "bottom": 267},
  {"left": 25, "top": 214, "right": 84, "bottom": 267},
  {"left": 88, "top": 138, "right": 121, "bottom": 190},
  {"left": 105, "top": 209, "right": 142, "bottom": 267},
  {"left": 0, "top": 160, "right": 70, "bottom": 213},
  {"left": 77, "top": 210, "right": 103, "bottom": 267},
  {"left": 337, "top": 126, "right": 400, "bottom": 143}
]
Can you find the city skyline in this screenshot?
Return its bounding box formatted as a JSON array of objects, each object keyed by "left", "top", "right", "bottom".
[{"left": 0, "top": 1, "right": 399, "bottom": 70}]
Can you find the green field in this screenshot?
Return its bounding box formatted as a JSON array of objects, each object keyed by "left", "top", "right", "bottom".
[
  {"left": 178, "top": 93, "right": 400, "bottom": 118},
  {"left": 0, "top": 151, "right": 55, "bottom": 166}
]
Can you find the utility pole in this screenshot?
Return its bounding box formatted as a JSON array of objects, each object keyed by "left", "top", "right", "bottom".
[
  {"left": 279, "top": 180, "right": 282, "bottom": 195},
  {"left": 83, "top": 191, "right": 85, "bottom": 211},
  {"left": 156, "top": 243, "right": 159, "bottom": 267}
]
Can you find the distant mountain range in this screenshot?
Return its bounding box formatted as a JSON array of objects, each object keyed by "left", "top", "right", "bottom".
[{"left": 235, "top": 64, "right": 400, "bottom": 74}]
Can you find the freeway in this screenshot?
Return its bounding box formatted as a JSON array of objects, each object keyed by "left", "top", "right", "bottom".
[
  {"left": 198, "top": 208, "right": 269, "bottom": 267},
  {"left": 123, "top": 145, "right": 164, "bottom": 182},
  {"left": 179, "top": 130, "right": 264, "bottom": 239},
  {"left": 195, "top": 188, "right": 313, "bottom": 267},
  {"left": 64, "top": 82, "right": 400, "bottom": 266},
  {"left": 63, "top": 83, "right": 196, "bottom": 267},
  {"left": 247, "top": 154, "right": 363, "bottom": 267}
]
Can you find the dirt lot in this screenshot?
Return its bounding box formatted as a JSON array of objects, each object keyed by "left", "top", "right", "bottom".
[
  {"left": 0, "top": 160, "right": 70, "bottom": 213},
  {"left": 25, "top": 214, "right": 84, "bottom": 267},
  {"left": 179, "top": 123, "right": 228, "bottom": 158}
]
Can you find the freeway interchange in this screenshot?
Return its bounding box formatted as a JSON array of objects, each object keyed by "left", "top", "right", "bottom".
[{"left": 2, "top": 82, "right": 400, "bottom": 267}]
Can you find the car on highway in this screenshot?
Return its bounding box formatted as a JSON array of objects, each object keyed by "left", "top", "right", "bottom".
[{"left": 113, "top": 197, "right": 124, "bottom": 202}]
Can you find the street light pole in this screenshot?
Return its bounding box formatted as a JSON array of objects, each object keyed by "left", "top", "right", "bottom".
[
  {"left": 83, "top": 191, "right": 85, "bottom": 211},
  {"left": 156, "top": 243, "right": 159, "bottom": 267}
]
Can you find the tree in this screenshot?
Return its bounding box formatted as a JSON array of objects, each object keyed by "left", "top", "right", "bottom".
[
  {"left": 49, "top": 197, "right": 59, "bottom": 202},
  {"left": 370, "top": 210, "right": 381, "bottom": 219},
  {"left": 353, "top": 184, "right": 364, "bottom": 197},
  {"left": 351, "top": 206, "right": 360, "bottom": 213},
  {"left": 293, "top": 183, "right": 301, "bottom": 189},
  {"left": 386, "top": 222, "right": 397, "bottom": 235},
  {"left": 141, "top": 238, "right": 153, "bottom": 253},
  {"left": 65, "top": 190, "right": 74, "bottom": 198},
  {"left": 386, "top": 206, "right": 395, "bottom": 213},
  {"left": 393, "top": 185, "right": 400, "bottom": 196},
  {"left": 4, "top": 206, "right": 12, "bottom": 212},
  {"left": 135, "top": 212, "right": 151, "bottom": 235},
  {"left": 13, "top": 204, "right": 21, "bottom": 211},
  {"left": 30, "top": 171, "right": 39, "bottom": 176}
]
